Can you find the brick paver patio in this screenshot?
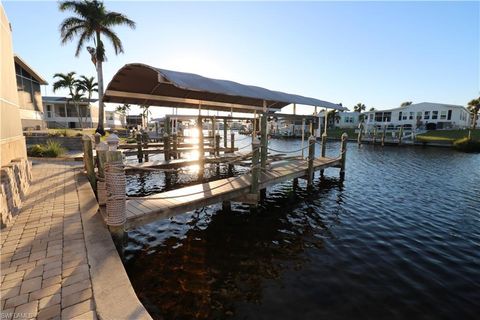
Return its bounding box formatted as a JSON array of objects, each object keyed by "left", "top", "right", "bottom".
[{"left": 1, "top": 161, "right": 96, "bottom": 320}]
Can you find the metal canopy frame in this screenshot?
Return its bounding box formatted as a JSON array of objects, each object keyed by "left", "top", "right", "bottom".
[{"left": 104, "top": 63, "right": 346, "bottom": 114}]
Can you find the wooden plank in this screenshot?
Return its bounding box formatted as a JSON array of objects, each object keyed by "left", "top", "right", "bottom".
[{"left": 125, "top": 157, "right": 339, "bottom": 229}]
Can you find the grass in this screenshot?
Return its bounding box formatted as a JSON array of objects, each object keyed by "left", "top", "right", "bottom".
[
  {"left": 47, "top": 128, "right": 130, "bottom": 142},
  {"left": 27, "top": 140, "right": 66, "bottom": 157},
  {"left": 416, "top": 129, "right": 480, "bottom": 142},
  {"left": 325, "top": 128, "right": 356, "bottom": 139}
]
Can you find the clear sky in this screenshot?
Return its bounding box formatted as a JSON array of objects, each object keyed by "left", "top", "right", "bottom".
[{"left": 3, "top": 0, "right": 479, "bottom": 117}]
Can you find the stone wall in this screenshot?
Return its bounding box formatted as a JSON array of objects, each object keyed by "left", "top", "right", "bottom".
[{"left": 0, "top": 158, "right": 31, "bottom": 228}]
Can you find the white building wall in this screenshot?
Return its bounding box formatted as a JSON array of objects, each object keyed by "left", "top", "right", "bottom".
[{"left": 364, "top": 102, "right": 469, "bottom": 129}]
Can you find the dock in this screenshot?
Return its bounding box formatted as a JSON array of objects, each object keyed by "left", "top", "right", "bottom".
[{"left": 124, "top": 157, "right": 340, "bottom": 229}]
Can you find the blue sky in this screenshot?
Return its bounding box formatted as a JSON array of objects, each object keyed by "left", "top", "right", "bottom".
[{"left": 3, "top": 1, "right": 479, "bottom": 117}]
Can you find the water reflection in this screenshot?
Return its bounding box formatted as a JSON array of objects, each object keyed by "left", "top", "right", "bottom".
[{"left": 125, "top": 141, "right": 480, "bottom": 320}]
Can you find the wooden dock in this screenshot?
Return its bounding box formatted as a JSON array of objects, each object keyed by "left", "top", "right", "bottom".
[
  {"left": 124, "top": 157, "right": 340, "bottom": 229},
  {"left": 125, "top": 153, "right": 245, "bottom": 170}
]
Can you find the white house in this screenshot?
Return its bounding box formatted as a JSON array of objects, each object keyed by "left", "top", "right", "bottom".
[
  {"left": 43, "top": 96, "right": 98, "bottom": 129},
  {"left": 317, "top": 110, "right": 361, "bottom": 129},
  {"left": 363, "top": 102, "right": 469, "bottom": 130},
  {"left": 105, "top": 110, "right": 126, "bottom": 129}
]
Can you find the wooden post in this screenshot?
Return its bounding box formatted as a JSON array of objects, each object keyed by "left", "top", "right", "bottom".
[
  {"left": 142, "top": 131, "right": 149, "bottom": 162},
  {"left": 321, "top": 132, "right": 327, "bottom": 157},
  {"left": 250, "top": 138, "right": 260, "bottom": 205},
  {"left": 340, "top": 133, "right": 348, "bottom": 178},
  {"left": 215, "top": 133, "right": 221, "bottom": 156},
  {"left": 230, "top": 132, "right": 235, "bottom": 153},
  {"left": 96, "top": 142, "right": 108, "bottom": 206},
  {"left": 307, "top": 135, "right": 315, "bottom": 187},
  {"left": 381, "top": 126, "right": 386, "bottom": 146},
  {"left": 82, "top": 135, "right": 96, "bottom": 191},
  {"left": 163, "top": 133, "right": 170, "bottom": 161},
  {"left": 94, "top": 132, "right": 101, "bottom": 146},
  {"left": 198, "top": 116, "right": 204, "bottom": 174},
  {"left": 172, "top": 133, "right": 178, "bottom": 159},
  {"left": 260, "top": 113, "right": 268, "bottom": 169},
  {"left": 357, "top": 124, "right": 363, "bottom": 146},
  {"left": 223, "top": 119, "right": 228, "bottom": 149},
  {"left": 372, "top": 127, "right": 377, "bottom": 145},
  {"left": 105, "top": 150, "right": 125, "bottom": 252},
  {"left": 398, "top": 125, "right": 404, "bottom": 145},
  {"left": 136, "top": 132, "right": 143, "bottom": 163}
]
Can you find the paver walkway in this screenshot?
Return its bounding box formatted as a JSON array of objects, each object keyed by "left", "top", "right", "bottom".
[{"left": 1, "top": 161, "right": 96, "bottom": 320}]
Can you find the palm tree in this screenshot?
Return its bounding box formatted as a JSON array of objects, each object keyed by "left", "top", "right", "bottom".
[
  {"left": 327, "top": 110, "right": 341, "bottom": 129},
  {"left": 71, "top": 84, "right": 86, "bottom": 128},
  {"left": 58, "top": 0, "right": 136, "bottom": 135},
  {"left": 369, "top": 107, "right": 376, "bottom": 112},
  {"left": 115, "top": 103, "right": 131, "bottom": 116},
  {"left": 400, "top": 101, "right": 413, "bottom": 107},
  {"left": 77, "top": 76, "right": 98, "bottom": 127},
  {"left": 140, "top": 105, "right": 151, "bottom": 129},
  {"left": 467, "top": 98, "right": 480, "bottom": 130},
  {"left": 52, "top": 72, "right": 77, "bottom": 128},
  {"left": 353, "top": 103, "right": 366, "bottom": 113}
]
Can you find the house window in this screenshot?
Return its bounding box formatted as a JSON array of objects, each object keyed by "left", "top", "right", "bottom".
[
  {"left": 46, "top": 105, "right": 53, "bottom": 118},
  {"left": 447, "top": 110, "right": 452, "bottom": 120},
  {"left": 369, "top": 114, "right": 373, "bottom": 122},
  {"left": 432, "top": 111, "right": 438, "bottom": 120},
  {"left": 402, "top": 114, "right": 407, "bottom": 120},
  {"left": 375, "top": 112, "right": 383, "bottom": 122},
  {"left": 398, "top": 111, "right": 402, "bottom": 121},
  {"left": 409, "top": 112, "right": 414, "bottom": 120},
  {"left": 424, "top": 111, "right": 430, "bottom": 120},
  {"left": 440, "top": 111, "right": 447, "bottom": 120},
  {"left": 417, "top": 112, "right": 422, "bottom": 120},
  {"left": 383, "top": 112, "right": 391, "bottom": 122}
]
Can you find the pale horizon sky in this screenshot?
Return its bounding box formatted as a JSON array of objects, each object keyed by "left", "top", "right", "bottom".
[{"left": 3, "top": 0, "right": 479, "bottom": 117}]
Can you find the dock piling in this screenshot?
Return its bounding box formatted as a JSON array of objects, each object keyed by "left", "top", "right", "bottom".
[
  {"left": 172, "top": 133, "right": 178, "bottom": 159},
  {"left": 136, "top": 132, "right": 143, "bottom": 163},
  {"left": 340, "top": 133, "right": 348, "bottom": 178},
  {"left": 215, "top": 133, "right": 221, "bottom": 157},
  {"left": 96, "top": 141, "right": 108, "bottom": 206},
  {"left": 224, "top": 119, "right": 228, "bottom": 149},
  {"left": 260, "top": 113, "right": 268, "bottom": 169},
  {"left": 164, "top": 133, "right": 171, "bottom": 161},
  {"left": 230, "top": 132, "right": 235, "bottom": 153},
  {"left": 398, "top": 125, "right": 404, "bottom": 145},
  {"left": 105, "top": 149, "right": 126, "bottom": 253},
  {"left": 307, "top": 135, "right": 316, "bottom": 186},
  {"left": 381, "top": 126, "right": 386, "bottom": 146},
  {"left": 249, "top": 138, "right": 261, "bottom": 206},
  {"left": 142, "top": 131, "right": 149, "bottom": 162},
  {"left": 82, "top": 135, "right": 96, "bottom": 191},
  {"left": 357, "top": 123, "right": 364, "bottom": 146},
  {"left": 372, "top": 127, "right": 377, "bottom": 145}
]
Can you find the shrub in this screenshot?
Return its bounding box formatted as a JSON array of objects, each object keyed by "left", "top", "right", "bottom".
[
  {"left": 453, "top": 137, "right": 480, "bottom": 153},
  {"left": 27, "top": 140, "right": 66, "bottom": 157}
]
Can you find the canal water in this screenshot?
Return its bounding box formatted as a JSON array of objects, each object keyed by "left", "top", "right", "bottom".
[{"left": 124, "top": 134, "right": 480, "bottom": 320}]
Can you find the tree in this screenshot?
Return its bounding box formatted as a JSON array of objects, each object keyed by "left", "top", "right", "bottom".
[
  {"left": 59, "top": 0, "right": 136, "bottom": 135},
  {"left": 400, "top": 101, "right": 413, "bottom": 107},
  {"left": 115, "top": 103, "right": 131, "bottom": 116},
  {"left": 327, "top": 110, "right": 341, "bottom": 129},
  {"left": 467, "top": 98, "right": 480, "bottom": 130},
  {"left": 369, "top": 107, "right": 376, "bottom": 112},
  {"left": 353, "top": 103, "right": 366, "bottom": 113},
  {"left": 52, "top": 72, "right": 78, "bottom": 128},
  {"left": 77, "top": 76, "right": 98, "bottom": 127},
  {"left": 71, "top": 84, "right": 86, "bottom": 128},
  {"left": 140, "top": 105, "right": 151, "bottom": 128}
]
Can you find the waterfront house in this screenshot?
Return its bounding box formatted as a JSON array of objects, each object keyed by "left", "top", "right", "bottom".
[
  {"left": 317, "top": 110, "right": 361, "bottom": 130},
  {"left": 105, "top": 110, "right": 126, "bottom": 129},
  {"left": 363, "top": 102, "right": 470, "bottom": 130},
  {"left": 43, "top": 96, "right": 98, "bottom": 129},
  {"left": 14, "top": 55, "right": 48, "bottom": 130}
]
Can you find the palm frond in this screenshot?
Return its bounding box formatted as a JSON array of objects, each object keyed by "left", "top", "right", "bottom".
[{"left": 100, "top": 27, "right": 124, "bottom": 54}]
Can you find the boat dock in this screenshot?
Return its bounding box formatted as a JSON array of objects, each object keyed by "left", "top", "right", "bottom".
[{"left": 124, "top": 157, "right": 341, "bottom": 229}]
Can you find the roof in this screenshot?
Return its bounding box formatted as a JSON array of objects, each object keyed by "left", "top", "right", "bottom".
[
  {"left": 43, "top": 96, "right": 98, "bottom": 104},
  {"left": 14, "top": 55, "right": 48, "bottom": 85},
  {"left": 104, "top": 63, "right": 346, "bottom": 114},
  {"left": 364, "top": 102, "right": 466, "bottom": 113}
]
